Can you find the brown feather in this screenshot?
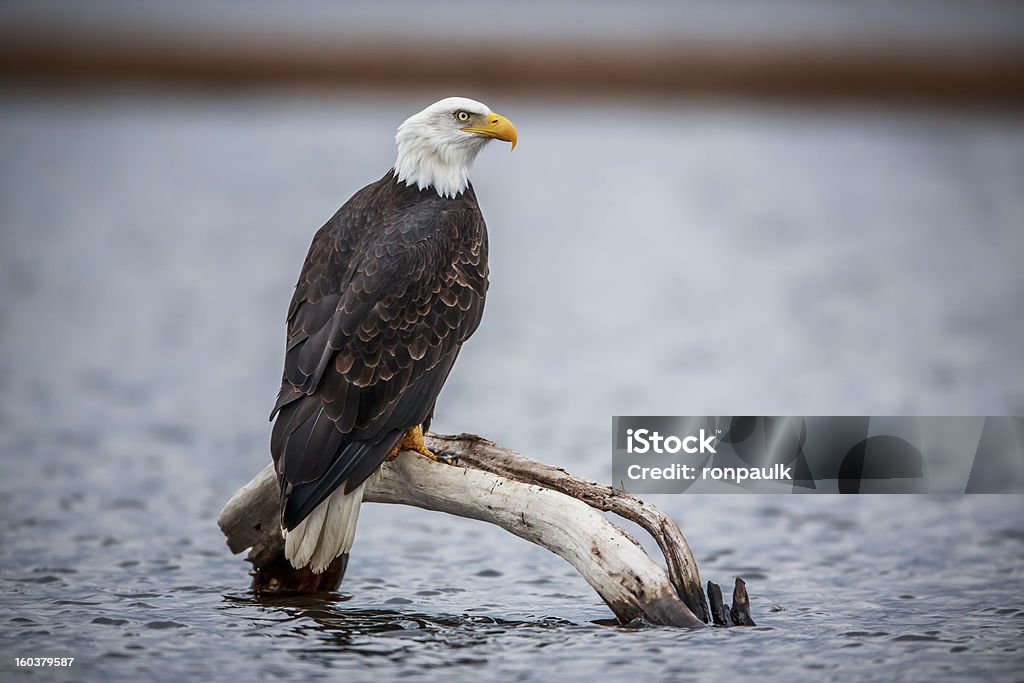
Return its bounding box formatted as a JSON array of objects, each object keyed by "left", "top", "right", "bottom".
[{"left": 271, "top": 170, "right": 489, "bottom": 530}]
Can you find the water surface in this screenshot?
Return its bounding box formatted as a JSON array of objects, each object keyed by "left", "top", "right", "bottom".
[{"left": 1, "top": 91, "right": 1022, "bottom": 681}]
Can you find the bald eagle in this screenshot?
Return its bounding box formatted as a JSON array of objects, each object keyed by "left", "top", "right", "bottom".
[{"left": 270, "top": 97, "right": 517, "bottom": 573}]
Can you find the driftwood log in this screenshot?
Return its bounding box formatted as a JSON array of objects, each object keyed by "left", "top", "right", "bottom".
[{"left": 218, "top": 432, "right": 755, "bottom": 628}]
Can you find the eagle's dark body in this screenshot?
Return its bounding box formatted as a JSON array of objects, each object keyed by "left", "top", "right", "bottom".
[{"left": 270, "top": 170, "right": 489, "bottom": 532}]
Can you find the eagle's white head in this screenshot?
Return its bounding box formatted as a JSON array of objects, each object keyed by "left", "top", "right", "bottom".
[{"left": 394, "top": 96, "right": 518, "bottom": 199}]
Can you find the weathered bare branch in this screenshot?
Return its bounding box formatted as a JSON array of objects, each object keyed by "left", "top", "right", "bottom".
[
  {"left": 427, "top": 433, "right": 710, "bottom": 623},
  {"left": 218, "top": 433, "right": 713, "bottom": 627}
]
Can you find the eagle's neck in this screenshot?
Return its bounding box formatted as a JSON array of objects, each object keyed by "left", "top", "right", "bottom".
[{"left": 394, "top": 130, "right": 485, "bottom": 199}]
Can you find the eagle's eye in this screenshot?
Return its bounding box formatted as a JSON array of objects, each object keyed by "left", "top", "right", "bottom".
[{"left": 455, "top": 111, "right": 471, "bottom": 123}]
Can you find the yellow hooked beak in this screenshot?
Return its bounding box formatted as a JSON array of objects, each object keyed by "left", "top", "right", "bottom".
[{"left": 463, "top": 112, "right": 518, "bottom": 150}]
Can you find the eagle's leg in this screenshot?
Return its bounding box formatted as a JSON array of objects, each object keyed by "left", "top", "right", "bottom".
[{"left": 386, "top": 426, "right": 439, "bottom": 462}]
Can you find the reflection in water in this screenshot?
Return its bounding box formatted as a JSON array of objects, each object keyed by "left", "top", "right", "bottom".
[{"left": 223, "top": 592, "right": 577, "bottom": 653}]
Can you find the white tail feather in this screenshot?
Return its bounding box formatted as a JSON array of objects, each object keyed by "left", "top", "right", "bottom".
[
  {"left": 282, "top": 484, "right": 365, "bottom": 573},
  {"left": 290, "top": 499, "right": 327, "bottom": 568}
]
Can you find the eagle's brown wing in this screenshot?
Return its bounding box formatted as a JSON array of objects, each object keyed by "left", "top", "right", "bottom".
[{"left": 271, "top": 177, "right": 488, "bottom": 530}]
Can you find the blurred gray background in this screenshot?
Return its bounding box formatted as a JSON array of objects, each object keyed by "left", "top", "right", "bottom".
[{"left": 1, "top": 2, "right": 1023, "bottom": 682}]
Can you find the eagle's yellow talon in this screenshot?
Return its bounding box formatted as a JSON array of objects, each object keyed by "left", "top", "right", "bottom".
[
  {"left": 415, "top": 445, "right": 438, "bottom": 461},
  {"left": 392, "top": 426, "right": 438, "bottom": 462}
]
